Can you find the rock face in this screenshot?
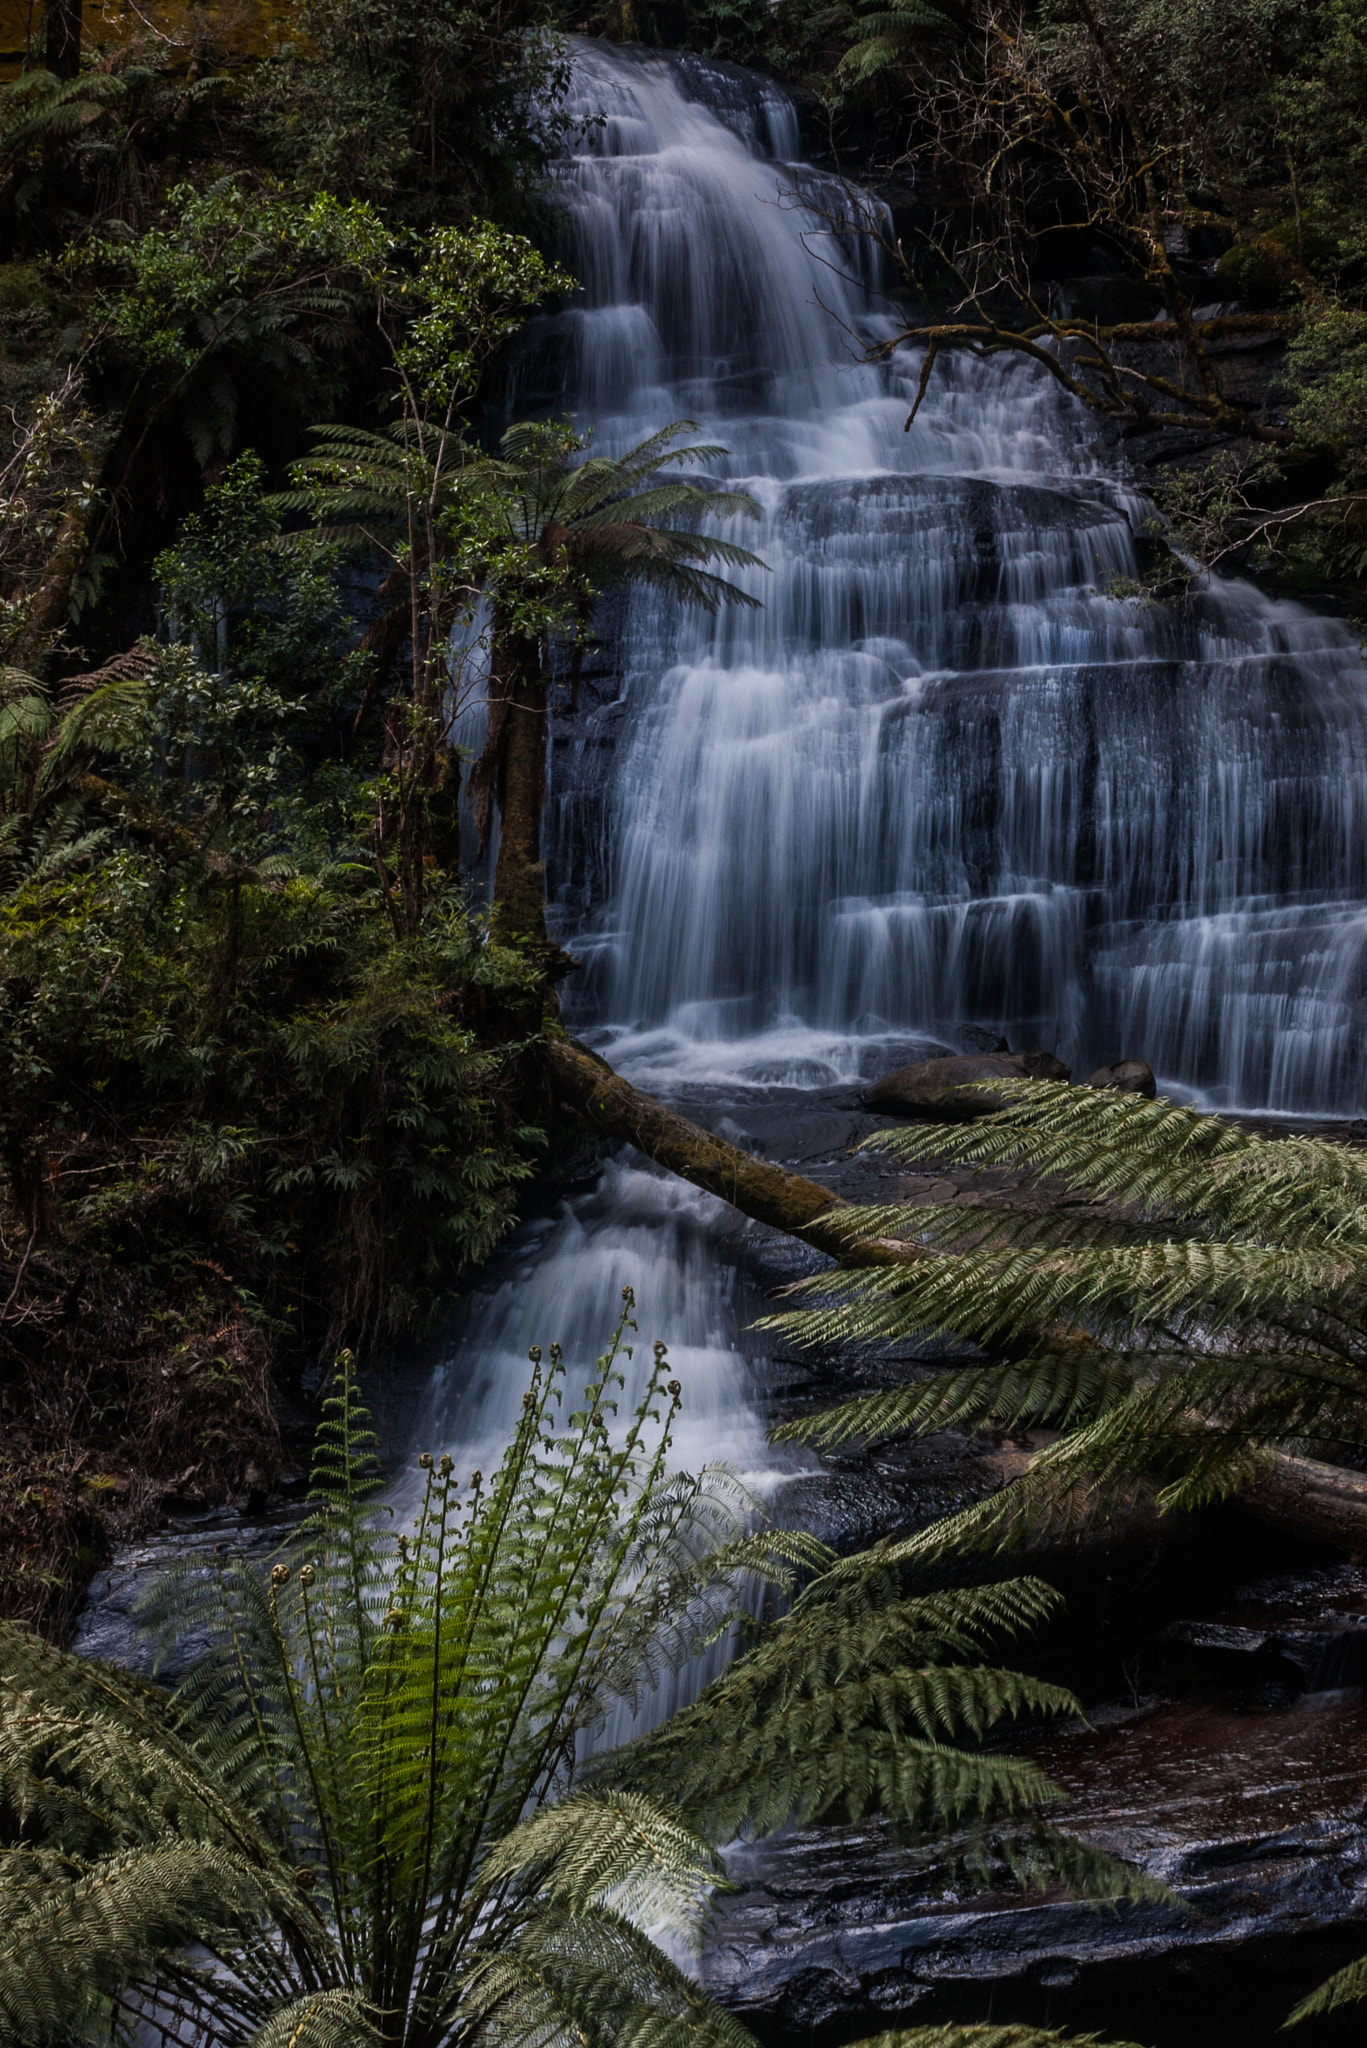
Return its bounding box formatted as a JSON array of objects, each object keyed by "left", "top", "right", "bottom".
[
  {"left": 1086, "top": 1058, "right": 1157, "bottom": 1098},
  {"left": 867, "top": 1049, "right": 1071, "bottom": 1119},
  {"left": 702, "top": 1689, "right": 1367, "bottom": 2034}
]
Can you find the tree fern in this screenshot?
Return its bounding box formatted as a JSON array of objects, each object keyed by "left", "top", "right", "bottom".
[
  {"left": 765, "top": 1080, "right": 1367, "bottom": 2020},
  {"left": 840, "top": 0, "right": 966, "bottom": 81},
  {"left": 768, "top": 1081, "right": 1367, "bottom": 1547},
  {"left": 0, "top": 1289, "right": 1147, "bottom": 2047}
]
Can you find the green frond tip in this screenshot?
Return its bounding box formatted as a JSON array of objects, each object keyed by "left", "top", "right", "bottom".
[
  {"left": 1288, "top": 1945, "right": 1367, "bottom": 2021},
  {"left": 475, "top": 1791, "right": 725, "bottom": 1937},
  {"left": 245, "top": 1992, "right": 381, "bottom": 2047}
]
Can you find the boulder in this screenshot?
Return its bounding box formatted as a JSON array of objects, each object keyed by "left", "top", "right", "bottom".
[
  {"left": 867, "top": 1048, "right": 1070, "bottom": 1119},
  {"left": 1016, "top": 1044, "right": 1072, "bottom": 1082},
  {"left": 958, "top": 1027, "right": 1011, "bottom": 1054},
  {"left": 1086, "top": 1057, "right": 1157, "bottom": 1098}
]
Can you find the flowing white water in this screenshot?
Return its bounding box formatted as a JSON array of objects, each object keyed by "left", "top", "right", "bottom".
[{"left": 424, "top": 38, "right": 1367, "bottom": 1535}]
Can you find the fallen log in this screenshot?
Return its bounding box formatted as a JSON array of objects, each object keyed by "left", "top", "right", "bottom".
[
  {"left": 980, "top": 1437, "right": 1367, "bottom": 1558},
  {"left": 545, "top": 1034, "right": 866, "bottom": 1261},
  {"left": 1243, "top": 1451, "right": 1367, "bottom": 1556}
]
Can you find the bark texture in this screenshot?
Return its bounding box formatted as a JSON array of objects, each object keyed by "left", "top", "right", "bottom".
[
  {"left": 546, "top": 1035, "right": 865, "bottom": 1260},
  {"left": 1244, "top": 1452, "right": 1367, "bottom": 1555}
]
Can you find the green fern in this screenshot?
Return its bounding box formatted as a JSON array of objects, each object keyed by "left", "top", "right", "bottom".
[
  {"left": 767, "top": 1081, "right": 1367, "bottom": 1550},
  {"left": 765, "top": 1080, "right": 1367, "bottom": 2020},
  {"left": 840, "top": 0, "right": 965, "bottom": 80},
  {"left": 0, "top": 1291, "right": 1148, "bottom": 2046}
]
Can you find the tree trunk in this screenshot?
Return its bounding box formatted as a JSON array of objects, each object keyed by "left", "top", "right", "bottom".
[
  {"left": 547, "top": 1035, "right": 902, "bottom": 1263},
  {"left": 491, "top": 633, "right": 548, "bottom": 947},
  {"left": 1243, "top": 1452, "right": 1367, "bottom": 1555},
  {"left": 11, "top": 504, "right": 86, "bottom": 673},
  {"left": 44, "top": 0, "right": 80, "bottom": 78}
]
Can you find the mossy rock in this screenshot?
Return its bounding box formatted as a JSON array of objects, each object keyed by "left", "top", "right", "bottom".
[
  {"left": 0, "top": 262, "right": 53, "bottom": 313},
  {"left": 1216, "top": 216, "right": 1346, "bottom": 307}
]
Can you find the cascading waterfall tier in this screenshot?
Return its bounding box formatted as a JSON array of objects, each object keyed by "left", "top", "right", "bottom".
[
  {"left": 422, "top": 40, "right": 1367, "bottom": 1585},
  {"left": 527, "top": 38, "right": 1367, "bottom": 1117}
]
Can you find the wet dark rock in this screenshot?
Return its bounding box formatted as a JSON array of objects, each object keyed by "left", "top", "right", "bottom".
[
  {"left": 866, "top": 1050, "right": 1070, "bottom": 1118},
  {"left": 702, "top": 1692, "right": 1367, "bottom": 2031},
  {"left": 1086, "top": 1057, "right": 1157, "bottom": 1097},
  {"left": 1149, "top": 1566, "right": 1367, "bottom": 1702},
  {"left": 71, "top": 1505, "right": 305, "bottom": 1681},
  {"left": 958, "top": 1027, "right": 1011, "bottom": 1054},
  {"left": 1016, "top": 1046, "right": 1072, "bottom": 1081}
]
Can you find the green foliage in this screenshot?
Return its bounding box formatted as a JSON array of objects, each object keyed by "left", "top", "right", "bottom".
[
  {"left": 0, "top": 1310, "right": 1145, "bottom": 2046},
  {"left": 73, "top": 180, "right": 377, "bottom": 478},
  {"left": 283, "top": 412, "right": 765, "bottom": 938},
  {"left": 768, "top": 1078, "right": 1367, "bottom": 1553},
  {"left": 249, "top": 0, "right": 572, "bottom": 224},
  {"left": 769, "top": 1083, "right": 1367, "bottom": 2022},
  {"left": 0, "top": 57, "right": 236, "bottom": 262},
  {"left": 86, "top": 184, "right": 372, "bottom": 377},
  {"left": 1, "top": 458, "right": 546, "bottom": 1367},
  {"left": 839, "top": 0, "right": 963, "bottom": 83},
  {"left": 480, "top": 419, "right": 767, "bottom": 618},
  {"left": 285, "top": 416, "right": 764, "bottom": 640},
  {"left": 1287, "top": 307, "right": 1367, "bottom": 483}
]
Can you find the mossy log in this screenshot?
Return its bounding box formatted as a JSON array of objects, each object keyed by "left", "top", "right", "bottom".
[
  {"left": 980, "top": 1437, "right": 1367, "bottom": 1557},
  {"left": 1243, "top": 1451, "right": 1367, "bottom": 1555},
  {"left": 545, "top": 1034, "right": 871, "bottom": 1262}
]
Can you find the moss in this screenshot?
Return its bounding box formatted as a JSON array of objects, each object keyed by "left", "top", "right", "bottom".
[{"left": 1216, "top": 214, "right": 1349, "bottom": 306}]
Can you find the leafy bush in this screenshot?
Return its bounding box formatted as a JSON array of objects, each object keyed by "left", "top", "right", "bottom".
[{"left": 0, "top": 459, "right": 546, "bottom": 1604}]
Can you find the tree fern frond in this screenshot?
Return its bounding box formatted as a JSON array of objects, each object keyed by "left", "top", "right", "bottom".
[
  {"left": 466, "top": 1905, "right": 757, "bottom": 2048},
  {"left": 475, "top": 1792, "right": 724, "bottom": 1933},
  {"left": 1289, "top": 1946, "right": 1367, "bottom": 2020},
  {"left": 1, "top": 1318, "right": 1143, "bottom": 2047},
  {"left": 0, "top": 1846, "right": 294, "bottom": 2048},
  {"left": 770, "top": 1347, "right": 1130, "bottom": 1449},
  {"left": 245, "top": 1991, "right": 381, "bottom": 2047}
]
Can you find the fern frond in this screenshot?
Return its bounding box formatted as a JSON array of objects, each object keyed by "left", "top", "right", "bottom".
[
  {"left": 771, "top": 1346, "right": 1130, "bottom": 1448},
  {"left": 475, "top": 1792, "right": 723, "bottom": 1933},
  {"left": 775, "top": 1084, "right": 1367, "bottom": 1623},
  {"left": 0, "top": 1845, "right": 293, "bottom": 2048},
  {"left": 244, "top": 1991, "right": 381, "bottom": 2047},
  {"left": 465, "top": 1905, "right": 756, "bottom": 2048}
]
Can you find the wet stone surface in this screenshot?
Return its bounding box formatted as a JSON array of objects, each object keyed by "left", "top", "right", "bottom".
[
  {"left": 71, "top": 1503, "right": 305, "bottom": 1681},
  {"left": 705, "top": 1689, "right": 1367, "bottom": 2039}
]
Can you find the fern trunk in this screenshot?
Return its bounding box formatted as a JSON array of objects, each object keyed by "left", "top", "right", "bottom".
[{"left": 491, "top": 629, "right": 548, "bottom": 947}]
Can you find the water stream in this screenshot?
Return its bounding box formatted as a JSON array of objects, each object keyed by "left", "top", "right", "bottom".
[
  {"left": 66, "top": 45, "right": 1367, "bottom": 2032},
  {"left": 428, "top": 33, "right": 1367, "bottom": 1482}
]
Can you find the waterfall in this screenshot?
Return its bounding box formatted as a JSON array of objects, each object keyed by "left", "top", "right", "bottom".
[
  {"left": 522, "top": 38, "right": 1367, "bottom": 1117},
  {"left": 422, "top": 37, "right": 1367, "bottom": 1566}
]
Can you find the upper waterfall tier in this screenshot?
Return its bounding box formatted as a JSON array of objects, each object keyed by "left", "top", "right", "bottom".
[{"left": 532, "top": 39, "right": 1367, "bottom": 1116}]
